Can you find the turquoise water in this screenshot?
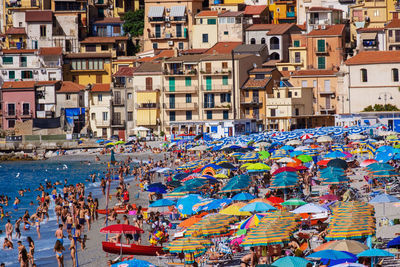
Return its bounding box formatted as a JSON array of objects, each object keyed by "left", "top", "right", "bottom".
[{"left": 0, "top": 160, "right": 107, "bottom": 266}]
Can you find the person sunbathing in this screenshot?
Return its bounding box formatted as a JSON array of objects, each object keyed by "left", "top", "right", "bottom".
[{"left": 240, "top": 247, "right": 258, "bottom": 267}]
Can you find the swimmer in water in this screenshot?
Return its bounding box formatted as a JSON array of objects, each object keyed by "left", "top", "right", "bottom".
[{"left": 13, "top": 197, "right": 20, "bottom": 211}]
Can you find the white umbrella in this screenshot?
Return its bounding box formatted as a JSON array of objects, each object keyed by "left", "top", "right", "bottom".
[
  {"left": 348, "top": 134, "right": 367, "bottom": 140},
  {"left": 188, "top": 145, "right": 207, "bottom": 151},
  {"left": 132, "top": 126, "right": 150, "bottom": 131},
  {"left": 317, "top": 136, "right": 333, "bottom": 143},
  {"left": 291, "top": 203, "right": 328, "bottom": 214},
  {"left": 277, "top": 157, "right": 295, "bottom": 163},
  {"left": 254, "top": 142, "right": 270, "bottom": 148},
  {"left": 286, "top": 140, "right": 302, "bottom": 146}
]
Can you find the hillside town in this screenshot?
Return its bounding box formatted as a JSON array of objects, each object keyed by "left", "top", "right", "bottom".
[{"left": 0, "top": 0, "right": 400, "bottom": 140}]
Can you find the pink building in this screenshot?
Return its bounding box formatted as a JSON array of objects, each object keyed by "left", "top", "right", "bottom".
[{"left": 1, "top": 81, "right": 36, "bottom": 130}]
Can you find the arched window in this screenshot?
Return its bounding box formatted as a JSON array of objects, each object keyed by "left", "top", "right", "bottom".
[
  {"left": 250, "top": 38, "right": 256, "bottom": 44},
  {"left": 360, "top": 69, "right": 368, "bottom": 82},
  {"left": 392, "top": 68, "right": 399, "bottom": 82},
  {"left": 261, "top": 38, "right": 266, "bottom": 44},
  {"left": 270, "top": 37, "right": 279, "bottom": 50},
  {"left": 270, "top": 52, "right": 280, "bottom": 60}
]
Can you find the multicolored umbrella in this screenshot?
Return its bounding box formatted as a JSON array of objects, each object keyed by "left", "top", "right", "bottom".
[{"left": 238, "top": 152, "right": 259, "bottom": 162}]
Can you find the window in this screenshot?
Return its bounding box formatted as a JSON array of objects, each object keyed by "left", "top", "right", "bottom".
[
  {"left": 8, "top": 71, "right": 15, "bottom": 79},
  {"left": 301, "top": 80, "right": 307, "bottom": 87},
  {"left": 361, "top": 68, "right": 368, "bottom": 82},
  {"left": 202, "top": 34, "right": 208, "bottom": 43},
  {"left": 186, "top": 94, "right": 192, "bottom": 103},
  {"left": 270, "top": 109, "right": 276, "bottom": 117},
  {"left": 153, "top": 43, "right": 158, "bottom": 49},
  {"left": 245, "top": 91, "right": 249, "bottom": 97},
  {"left": 127, "top": 112, "right": 133, "bottom": 121},
  {"left": 3, "top": 57, "right": 13, "bottom": 65},
  {"left": 185, "top": 77, "right": 191, "bottom": 86},
  {"left": 186, "top": 111, "right": 192, "bottom": 120},
  {"left": 224, "top": 31, "right": 228, "bottom": 35},
  {"left": 389, "top": 30, "right": 393, "bottom": 37},
  {"left": 22, "top": 103, "right": 30, "bottom": 115},
  {"left": 294, "top": 40, "right": 300, "bottom": 47},
  {"left": 8, "top": 120, "right": 15, "bottom": 128},
  {"left": 102, "top": 112, "right": 108, "bottom": 121},
  {"left": 288, "top": 91, "right": 292, "bottom": 98},
  {"left": 317, "top": 39, "right": 325, "bottom": 52},
  {"left": 222, "top": 62, "right": 228, "bottom": 69},
  {"left": 170, "top": 111, "right": 176, "bottom": 121},
  {"left": 32, "top": 40, "right": 38, "bottom": 49},
  {"left": 7, "top": 103, "right": 15, "bottom": 116},
  {"left": 295, "top": 108, "right": 299, "bottom": 116},
  {"left": 206, "top": 110, "right": 212, "bottom": 120},
  {"left": 145, "top": 77, "right": 153, "bottom": 90},
  {"left": 250, "top": 38, "right": 256, "bottom": 44},
  {"left": 66, "top": 94, "right": 71, "bottom": 100},
  {"left": 113, "top": 25, "right": 121, "bottom": 34},
  {"left": 396, "top": 30, "right": 400, "bottom": 42},
  {"left": 261, "top": 38, "right": 266, "bottom": 44},
  {"left": 270, "top": 37, "right": 279, "bottom": 50},
  {"left": 178, "top": 42, "right": 184, "bottom": 50},
  {"left": 277, "top": 92, "right": 280, "bottom": 98},
  {"left": 207, "top": 18, "right": 216, "bottom": 25},
  {"left": 91, "top": 113, "right": 95, "bottom": 120},
  {"left": 127, "top": 93, "right": 132, "bottom": 99},
  {"left": 101, "top": 45, "right": 108, "bottom": 51},
  {"left": 393, "top": 68, "right": 399, "bottom": 82},
  {"left": 86, "top": 45, "right": 96, "bottom": 52},
  {"left": 221, "top": 93, "right": 231, "bottom": 103},
  {"left": 98, "top": 94, "right": 103, "bottom": 102},
  {"left": 223, "top": 110, "right": 229, "bottom": 120},
  {"left": 245, "top": 108, "right": 249, "bottom": 115},
  {"left": 40, "top": 25, "right": 46, "bottom": 37},
  {"left": 22, "top": 71, "right": 33, "bottom": 79},
  {"left": 317, "top": 56, "right": 326, "bottom": 69},
  {"left": 294, "top": 52, "right": 301, "bottom": 63},
  {"left": 324, "top": 80, "right": 331, "bottom": 92},
  {"left": 255, "top": 74, "right": 264, "bottom": 80},
  {"left": 222, "top": 76, "right": 228, "bottom": 85}
]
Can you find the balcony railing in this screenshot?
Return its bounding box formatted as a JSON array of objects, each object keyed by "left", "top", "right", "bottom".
[
  {"left": 164, "top": 69, "right": 198, "bottom": 76},
  {"left": 111, "top": 119, "right": 125, "bottom": 127},
  {"left": 112, "top": 99, "right": 125, "bottom": 106},
  {"left": 163, "top": 86, "right": 198, "bottom": 93},
  {"left": 163, "top": 103, "right": 198, "bottom": 110},
  {"left": 20, "top": 110, "right": 33, "bottom": 118},
  {"left": 241, "top": 97, "right": 261, "bottom": 105},
  {"left": 203, "top": 103, "right": 231, "bottom": 110},
  {"left": 136, "top": 103, "right": 160, "bottom": 109},
  {"left": 94, "top": 119, "right": 110, "bottom": 127},
  {"left": 200, "top": 68, "right": 232, "bottom": 75},
  {"left": 201, "top": 86, "right": 232, "bottom": 92}
]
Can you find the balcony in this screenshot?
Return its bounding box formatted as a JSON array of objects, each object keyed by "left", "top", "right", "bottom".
[
  {"left": 203, "top": 103, "right": 231, "bottom": 110},
  {"left": 4, "top": 111, "right": 16, "bottom": 119},
  {"left": 136, "top": 103, "right": 160, "bottom": 109},
  {"left": 111, "top": 119, "right": 125, "bottom": 127},
  {"left": 94, "top": 119, "right": 110, "bottom": 127},
  {"left": 163, "top": 102, "right": 198, "bottom": 110},
  {"left": 315, "top": 48, "right": 328, "bottom": 54},
  {"left": 149, "top": 18, "right": 165, "bottom": 24},
  {"left": 320, "top": 105, "right": 336, "bottom": 113},
  {"left": 200, "top": 68, "right": 232, "bottom": 75},
  {"left": 201, "top": 86, "right": 232, "bottom": 93},
  {"left": 112, "top": 99, "right": 125, "bottom": 106},
  {"left": 9, "top": 41, "right": 26, "bottom": 49},
  {"left": 241, "top": 97, "right": 262, "bottom": 106},
  {"left": 319, "top": 91, "right": 335, "bottom": 96},
  {"left": 163, "top": 86, "right": 198, "bottom": 94},
  {"left": 6, "top": 0, "right": 40, "bottom": 9},
  {"left": 164, "top": 69, "right": 198, "bottom": 76}
]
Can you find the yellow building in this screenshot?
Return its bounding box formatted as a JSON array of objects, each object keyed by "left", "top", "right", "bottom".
[
  {"left": 132, "top": 62, "right": 163, "bottom": 134},
  {"left": 266, "top": 82, "right": 313, "bottom": 131},
  {"left": 192, "top": 11, "right": 219, "bottom": 49},
  {"left": 269, "top": 0, "right": 296, "bottom": 24},
  {"left": 5, "top": 27, "right": 27, "bottom": 49},
  {"left": 80, "top": 36, "right": 129, "bottom": 58},
  {"left": 276, "top": 33, "right": 307, "bottom": 71},
  {"left": 63, "top": 53, "right": 112, "bottom": 86}
]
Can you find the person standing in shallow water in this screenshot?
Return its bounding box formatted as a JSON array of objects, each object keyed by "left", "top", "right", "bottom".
[{"left": 54, "top": 240, "right": 65, "bottom": 267}]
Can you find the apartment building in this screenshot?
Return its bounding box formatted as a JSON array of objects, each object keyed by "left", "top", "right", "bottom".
[
  {"left": 385, "top": 19, "right": 400, "bottom": 50},
  {"left": 192, "top": 10, "right": 219, "bottom": 49},
  {"left": 89, "top": 83, "right": 112, "bottom": 138},
  {"left": 356, "top": 27, "right": 385, "bottom": 53}
]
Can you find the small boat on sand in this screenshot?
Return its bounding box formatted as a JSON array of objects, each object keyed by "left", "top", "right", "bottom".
[{"left": 102, "top": 241, "right": 163, "bottom": 256}]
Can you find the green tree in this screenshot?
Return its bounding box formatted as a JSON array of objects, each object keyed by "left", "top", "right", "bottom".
[
  {"left": 123, "top": 10, "right": 144, "bottom": 37},
  {"left": 363, "top": 104, "right": 399, "bottom": 112},
  {"left": 363, "top": 105, "right": 374, "bottom": 112}
]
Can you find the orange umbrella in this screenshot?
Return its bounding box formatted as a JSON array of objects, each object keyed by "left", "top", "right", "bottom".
[
  {"left": 249, "top": 198, "right": 274, "bottom": 205},
  {"left": 313, "top": 241, "right": 335, "bottom": 251},
  {"left": 179, "top": 215, "right": 203, "bottom": 228},
  {"left": 287, "top": 158, "right": 302, "bottom": 168},
  {"left": 310, "top": 144, "right": 320, "bottom": 148},
  {"left": 317, "top": 159, "right": 330, "bottom": 166}
]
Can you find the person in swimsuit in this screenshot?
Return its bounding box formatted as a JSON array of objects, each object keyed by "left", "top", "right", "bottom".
[
  {"left": 68, "top": 235, "right": 77, "bottom": 267},
  {"left": 66, "top": 213, "right": 73, "bottom": 235},
  {"left": 15, "top": 217, "right": 22, "bottom": 239},
  {"left": 3, "top": 238, "right": 13, "bottom": 249},
  {"left": 27, "top": 236, "right": 35, "bottom": 266},
  {"left": 55, "top": 224, "right": 64, "bottom": 246},
  {"left": 13, "top": 197, "right": 20, "bottom": 211},
  {"left": 5, "top": 219, "right": 13, "bottom": 241},
  {"left": 35, "top": 217, "right": 41, "bottom": 239},
  {"left": 54, "top": 240, "right": 65, "bottom": 267}
]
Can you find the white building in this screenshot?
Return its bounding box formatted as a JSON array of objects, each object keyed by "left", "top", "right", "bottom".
[
  {"left": 89, "top": 84, "right": 112, "bottom": 138},
  {"left": 356, "top": 28, "right": 386, "bottom": 53},
  {"left": 36, "top": 81, "right": 59, "bottom": 118},
  {"left": 25, "top": 10, "right": 54, "bottom": 49},
  {"left": 297, "top": 1, "right": 352, "bottom": 26},
  {"left": 345, "top": 50, "right": 400, "bottom": 113}
]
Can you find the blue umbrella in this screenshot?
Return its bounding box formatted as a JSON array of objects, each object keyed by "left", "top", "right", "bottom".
[
  {"left": 177, "top": 194, "right": 203, "bottom": 215},
  {"left": 272, "top": 256, "right": 312, "bottom": 267},
  {"left": 375, "top": 152, "right": 394, "bottom": 163},
  {"left": 240, "top": 202, "right": 277, "bottom": 212},
  {"left": 232, "top": 192, "right": 255, "bottom": 201},
  {"left": 357, "top": 248, "right": 394, "bottom": 257},
  {"left": 325, "top": 151, "right": 347, "bottom": 159},
  {"left": 111, "top": 258, "right": 155, "bottom": 267},
  {"left": 290, "top": 151, "right": 304, "bottom": 157},
  {"left": 96, "top": 139, "right": 104, "bottom": 143},
  {"left": 104, "top": 140, "right": 112, "bottom": 144},
  {"left": 149, "top": 199, "right": 175, "bottom": 207},
  {"left": 147, "top": 183, "right": 168, "bottom": 194},
  {"left": 201, "top": 198, "right": 232, "bottom": 211},
  {"left": 281, "top": 145, "right": 295, "bottom": 151},
  {"left": 387, "top": 236, "right": 400, "bottom": 248},
  {"left": 308, "top": 250, "right": 356, "bottom": 261},
  {"left": 369, "top": 193, "right": 400, "bottom": 203}
]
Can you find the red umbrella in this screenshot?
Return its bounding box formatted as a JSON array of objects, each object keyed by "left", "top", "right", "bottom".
[
  {"left": 100, "top": 224, "right": 144, "bottom": 234},
  {"left": 317, "top": 159, "right": 330, "bottom": 166},
  {"left": 361, "top": 159, "right": 378, "bottom": 167},
  {"left": 295, "top": 166, "right": 308, "bottom": 171},
  {"left": 266, "top": 196, "right": 284, "bottom": 204},
  {"left": 320, "top": 194, "right": 339, "bottom": 201},
  {"left": 272, "top": 167, "right": 297, "bottom": 176},
  {"left": 192, "top": 167, "right": 202, "bottom": 173}
]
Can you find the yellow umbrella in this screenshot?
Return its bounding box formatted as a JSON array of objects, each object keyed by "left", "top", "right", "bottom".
[
  {"left": 214, "top": 173, "right": 229, "bottom": 179},
  {"left": 219, "top": 202, "right": 252, "bottom": 216}
]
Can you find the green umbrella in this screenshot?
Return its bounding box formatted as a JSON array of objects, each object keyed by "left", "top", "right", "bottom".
[
  {"left": 370, "top": 170, "right": 399, "bottom": 177},
  {"left": 258, "top": 151, "right": 271, "bottom": 159},
  {"left": 296, "top": 154, "right": 313, "bottom": 163},
  {"left": 246, "top": 163, "right": 271, "bottom": 171},
  {"left": 115, "top": 140, "right": 125, "bottom": 145},
  {"left": 281, "top": 198, "right": 307, "bottom": 206}
]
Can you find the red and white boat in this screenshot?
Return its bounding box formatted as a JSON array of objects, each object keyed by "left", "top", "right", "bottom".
[{"left": 102, "top": 241, "right": 163, "bottom": 256}]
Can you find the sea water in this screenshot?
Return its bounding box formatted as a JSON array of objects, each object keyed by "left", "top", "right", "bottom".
[{"left": 0, "top": 160, "right": 108, "bottom": 266}]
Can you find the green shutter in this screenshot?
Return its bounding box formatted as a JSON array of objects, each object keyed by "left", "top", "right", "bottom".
[
  {"left": 206, "top": 76, "right": 212, "bottom": 90},
  {"left": 185, "top": 77, "right": 191, "bottom": 86},
  {"left": 318, "top": 57, "right": 326, "bottom": 69},
  {"left": 317, "top": 39, "right": 325, "bottom": 52},
  {"left": 169, "top": 77, "right": 175, "bottom": 91},
  {"left": 3, "top": 57, "right": 13, "bottom": 64},
  {"left": 207, "top": 18, "right": 216, "bottom": 25},
  {"left": 9, "top": 71, "right": 15, "bottom": 79},
  {"left": 294, "top": 40, "right": 300, "bottom": 47},
  {"left": 222, "top": 76, "right": 228, "bottom": 85}
]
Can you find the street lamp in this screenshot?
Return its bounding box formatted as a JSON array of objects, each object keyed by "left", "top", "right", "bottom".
[{"left": 378, "top": 92, "right": 394, "bottom": 111}]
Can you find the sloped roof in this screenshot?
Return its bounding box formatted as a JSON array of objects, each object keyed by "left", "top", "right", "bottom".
[
  {"left": 2, "top": 81, "right": 36, "bottom": 89},
  {"left": 291, "top": 70, "right": 338, "bottom": 76},
  {"left": 134, "top": 62, "right": 162, "bottom": 73},
  {"left": 308, "top": 24, "right": 345, "bottom": 36},
  {"left": 244, "top": 5, "right": 268, "bottom": 15},
  {"left": 94, "top": 17, "right": 123, "bottom": 24},
  {"left": 218, "top": 11, "right": 243, "bottom": 17},
  {"left": 233, "top": 44, "right": 267, "bottom": 53},
  {"left": 80, "top": 36, "right": 129, "bottom": 44},
  {"left": 204, "top": 42, "right": 242, "bottom": 55},
  {"left": 91, "top": 83, "right": 111, "bottom": 92},
  {"left": 39, "top": 47, "right": 62, "bottom": 56},
  {"left": 246, "top": 23, "right": 299, "bottom": 35},
  {"left": 242, "top": 76, "right": 272, "bottom": 89},
  {"left": 58, "top": 81, "right": 85, "bottom": 93},
  {"left": 25, "top": 11, "right": 53, "bottom": 22},
  {"left": 196, "top": 10, "right": 218, "bottom": 17},
  {"left": 385, "top": 19, "right": 400, "bottom": 29},
  {"left": 345, "top": 51, "right": 400, "bottom": 65},
  {"left": 2, "top": 49, "right": 36, "bottom": 54},
  {"left": 5, "top": 27, "right": 26, "bottom": 35},
  {"left": 113, "top": 67, "right": 135, "bottom": 77},
  {"left": 64, "top": 53, "right": 111, "bottom": 59}
]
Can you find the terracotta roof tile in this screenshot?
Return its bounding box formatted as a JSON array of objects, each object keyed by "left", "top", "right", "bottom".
[
  {"left": 94, "top": 17, "right": 123, "bottom": 24},
  {"left": 218, "top": 11, "right": 243, "bottom": 17},
  {"left": 345, "top": 51, "right": 400, "bottom": 65},
  {"left": 81, "top": 36, "right": 128, "bottom": 44},
  {"left": 5, "top": 27, "right": 26, "bottom": 35},
  {"left": 2, "top": 49, "right": 36, "bottom": 54},
  {"left": 242, "top": 77, "right": 272, "bottom": 89},
  {"left": 204, "top": 42, "right": 242, "bottom": 55},
  {"left": 134, "top": 62, "right": 162, "bottom": 73},
  {"left": 58, "top": 81, "right": 85, "bottom": 93},
  {"left": 113, "top": 67, "right": 135, "bottom": 77},
  {"left": 250, "top": 67, "right": 275, "bottom": 73},
  {"left": 357, "top": 27, "right": 384, "bottom": 33},
  {"left": 291, "top": 70, "right": 337, "bottom": 76},
  {"left": 196, "top": 10, "right": 218, "bottom": 17},
  {"left": 36, "top": 81, "right": 60, "bottom": 85},
  {"left": 244, "top": 5, "right": 267, "bottom": 15},
  {"left": 91, "top": 83, "right": 110, "bottom": 92},
  {"left": 385, "top": 19, "right": 400, "bottom": 29},
  {"left": 308, "top": 7, "right": 342, "bottom": 12},
  {"left": 246, "top": 23, "right": 299, "bottom": 35},
  {"left": 2, "top": 81, "right": 36, "bottom": 89},
  {"left": 181, "top": 49, "right": 208, "bottom": 55},
  {"left": 137, "top": 57, "right": 154, "bottom": 63},
  {"left": 64, "top": 53, "right": 111, "bottom": 59},
  {"left": 308, "top": 24, "right": 345, "bottom": 36},
  {"left": 297, "top": 23, "right": 306, "bottom": 31},
  {"left": 25, "top": 11, "right": 53, "bottom": 22},
  {"left": 154, "top": 49, "right": 175, "bottom": 59},
  {"left": 279, "top": 70, "right": 291, "bottom": 77},
  {"left": 39, "top": 47, "right": 62, "bottom": 56}
]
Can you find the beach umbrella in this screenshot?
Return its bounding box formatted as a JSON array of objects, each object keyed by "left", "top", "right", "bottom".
[
  {"left": 325, "top": 151, "right": 347, "bottom": 159},
  {"left": 357, "top": 249, "right": 394, "bottom": 267},
  {"left": 370, "top": 170, "right": 399, "bottom": 178},
  {"left": 281, "top": 145, "right": 295, "bottom": 151},
  {"left": 258, "top": 150, "right": 271, "bottom": 159},
  {"left": 177, "top": 194, "right": 204, "bottom": 215},
  {"left": 240, "top": 202, "right": 277, "bottom": 212},
  {"left": 147, "top": 183, "right": 168, "bottom": 194},
  {"left": 290, "top": 151, "right": 304, "bottom": 157},
  {"left": 200, "top": 198, "right": 232, "bottom": 211},
  {"left": 318, "top": 159, "right": 331, "bottom": 166},
  {"left": 270, "top": 149, "right": 288, "bottom": 160},
  {"left": 166, "top": 180, "right": 182, "bottom": 188},
  {"left": 246, "top": 163, "right": 271, "bottom": 172},
  {"left": 111, "top": 259, "right": 155, "bottom": 267},
  {"left": 296, "top": 154, "right": 313, "bottom": 163},
  {"left": 272, "top": 167, "right": 297, "bottom": 176},
  {"left": 277, "top": 157, "right": 295, "bottom": 163},
  {"left": 218, "top": 162, "right": 236, "bottom": 169},
  {"left": 348, "top": 134, "right": 367, "bottom": 140},
  {"left": 375, "top": 152, "right": 394, "bottom": 163},
  {"left": 301, "top": 133, "right": 314, "bottom": 140},
  {"left": 270, "top": 177, "right": 298, "bottom": 189},
  {"left": 266, "top": 196, "right": 284, "bottom": 204},
  {"left": 291, "top": 203, "right": 328, "bottom": 214},
  {"left": 369, "top": 193, "right": 399, "bottom": 215},
  {"left": 360, "top": 159, "right": 378, "bottom": 167},
  {"left": 232, "top": 192, "right": 255, "bottom": 201},
  {"left": 322, "top": 176, "right": 350, "bottom": 185},
  {"left": 323, "top": 240, "right": 368, "bottom": 255},
  {"left": 219, "top": 202, "right": 252, "bottom": 216},
  {"left": 331, "top": 263, "right": 366, "bottom": 267},
  {"left": 320, "top": 194, "right": 339, "bottom": 201},
  {"left": 149, "top": 199, "right": 175, "bottom": 207},
  {"left": 327, "top": 159, "right": 348, "bottom": 169},
  {"left": 166, "top": 237, "right": 206, "bottom": 253},
  {"left": 100, "top": 224, "right": 144, "bottom": 234},
  {"left": 317, "top": 136, "right": 333, "bottom": 143},
  {"left": 307, "top": 250, "right": 356, "bottom": 261},
  {"left": 239, "top": 213, "right": 267, "bottom": 229},
  {"left": 96, "top": 139, "right": 104, "bottom": 143},
  {"left": 272, "top": 256, "right": 312, "bottom": 267},
  {"left": 214, "top": 173, "right": 228, "bottom": 179},
  {"left": 286, "top": 140, "right": 302, "bottom": 146},
  {"left": 367, "top": 163, "right": 394, "bottom": 172},
  {"left": 387, "top": 236, "right": 400, "bottom": 248},
  {"left": 178, "top": 215, "right": 203, "bottom": 228},
  {"left": 282, "top": 198, "right": 307, "bottom": 206},
  {"left": 295, "top": 165, "right": 308, "bottom": 171},
  {"left": 239, "top": 152, "right": 259, "bottom": 162}
]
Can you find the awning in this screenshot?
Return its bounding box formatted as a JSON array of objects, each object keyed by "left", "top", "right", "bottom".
[
  {"left": 361, "top": 32, "right": 377, "bottom": 40},
  {"left": 148, "top": 6, "right": 164, "bottom": 18},
  {"left": 170, "top": 6, "right": 186, "bottom": 17}
]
